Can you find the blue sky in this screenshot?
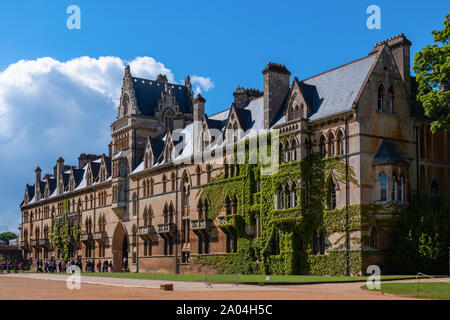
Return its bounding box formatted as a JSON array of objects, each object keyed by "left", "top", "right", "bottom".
[{"left": 0, "top": 0, "right": 448, "bottom": 233}]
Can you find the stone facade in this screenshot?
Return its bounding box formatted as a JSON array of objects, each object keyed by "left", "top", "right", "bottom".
[{"left": 19, "top": 34, "right": 450, "bottom": 274}]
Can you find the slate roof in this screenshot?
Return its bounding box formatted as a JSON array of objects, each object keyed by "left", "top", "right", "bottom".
[
  {"left": 132, "top": 77, "right": 193, "bottom": 117},
  {"left": 150, "top": 134, "right": 166, "bottom": 160},
  {"left": 373, "top": 140, "right": 406, "bottom": 165},
  {"left": 300, "top": 54, "right": 377, "bottom": 121}
]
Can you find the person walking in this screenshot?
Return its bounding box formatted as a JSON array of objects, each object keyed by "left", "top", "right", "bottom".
[
  {"left": 97, "top": 260, "right": 102, "bottom": 273},
  {"left": 102, "top": 260, "right": 108, "bottom": 273},
  {"left": 109, "top": 260, "right": 113, "bottom": 272}
]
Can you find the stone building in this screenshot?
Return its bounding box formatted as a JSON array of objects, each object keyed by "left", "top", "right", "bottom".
[{"left": 19, "top": 34, "right": 450, "bottom": 275}]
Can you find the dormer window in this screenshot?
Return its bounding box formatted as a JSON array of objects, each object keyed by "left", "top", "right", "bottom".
[{"left": 164, "top": 110, "right": 174, "bottom": 131}]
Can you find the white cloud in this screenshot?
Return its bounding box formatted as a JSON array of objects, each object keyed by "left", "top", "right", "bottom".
[
  {"left": 191, "top": 75, "right": 215, "bottom": 95},
  {"left": 0, "top": 55, "right": 212, "bottom": 232}
]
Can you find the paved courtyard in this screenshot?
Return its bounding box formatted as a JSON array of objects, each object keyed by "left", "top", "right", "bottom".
[{"left": 0, "top": 273, "right": 437, "bottom": 300}]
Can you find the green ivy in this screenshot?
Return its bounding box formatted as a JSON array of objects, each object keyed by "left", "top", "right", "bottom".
[{"left": 192, "top": 135, "right": 397, "bottom": 275}]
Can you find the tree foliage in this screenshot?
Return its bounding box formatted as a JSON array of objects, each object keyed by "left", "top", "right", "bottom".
[
  {"left": 388, "top": 196, "right": 450, "bottom": 274},
  {"left": 413, "top": 14, "right": 450, "bottom": 132},
  {"left": 0, "top": 231, "right": 18, "bottom": 243}
]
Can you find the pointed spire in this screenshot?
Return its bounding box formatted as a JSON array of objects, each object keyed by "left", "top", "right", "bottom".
[{"left": 124, "top": 65, "right": 131, "bottom": 77}]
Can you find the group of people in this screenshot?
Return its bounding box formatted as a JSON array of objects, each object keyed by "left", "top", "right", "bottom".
[
  {"left": 35, "top": 259, "right": 114, "bottom": 273},
  {"left": 85, "top": 259, "right": 113, "bottom": 273},
  {"left": 0, "top": 259, "right": 23, "bottom": 273}
]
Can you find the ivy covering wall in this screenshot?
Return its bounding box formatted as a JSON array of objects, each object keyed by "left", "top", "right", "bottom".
[
  {"left": 49, "top": 199, "right": 82, "bottom": 261},
  {"left": 193, "top": 134, "right": 399, "bottom": 275}
]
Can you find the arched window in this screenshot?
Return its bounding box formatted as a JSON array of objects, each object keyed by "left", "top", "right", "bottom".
[
  {"left": 288, "top": 105, "right": 294, "bottom": 121},
  {"left": 377, "top": 85, "right": 385, "bottom": 112},
  {"left": 164, "top": 111, "right": 174, "bottom": 131},
  {"left": 392, "top": 175, "right": 398, "bottom": 203},
  {"left": 170, "top": 172, "right": 175, "bottom": 191},
  {"left": 284, "top": 143, "right": 291, "bottom": 163},
  {"left": 380, "top": 173, "right": 387, "bottom": 202},
  {"left": 336, "top": 130, "right": 344, "bottom": 155},
  {"left": 430, "top": 179, "right": 438, "bottom": 196},
  {"left": 388, "top": 87, "right": 395, "bottom": 113},
  {"left": 291, "top": 139, "right": 297, "bottom": 161},
  {"left": 320, "top": 135, "right": 327, "bottom": 158},
  {"left": 327, "top": 132, "right": 335, "bottom": 157},
  {"left": 300, "top": 104, "right": 305, "bottom": 119}
]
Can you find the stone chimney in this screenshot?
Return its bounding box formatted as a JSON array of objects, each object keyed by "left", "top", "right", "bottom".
[
  {"left": 56, "top": 157, "right": 64, "bottom": 195},
  {"left": 387, "top": 34, "right": 411, "bottom": 95},
  {"left": 262, "top": 62, "right": 291, "bottom": 129},
  {"left": 233, "top": 85, "right": 247, "bottom": 108},
  {"left": 193, "top": 94, "right": 206, "bottom": 157},
  {"left": 34, "top": 166, "right": 41, "bottom": 199}
]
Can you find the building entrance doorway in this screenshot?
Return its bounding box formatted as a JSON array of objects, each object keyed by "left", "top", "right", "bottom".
[{"left": 112, "top": 223, "right": 129, "bottom": 272}]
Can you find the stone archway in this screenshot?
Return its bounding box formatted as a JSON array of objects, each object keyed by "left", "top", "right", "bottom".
[{"left": 112, "top": 222, "right": 129, "bottom": 272}]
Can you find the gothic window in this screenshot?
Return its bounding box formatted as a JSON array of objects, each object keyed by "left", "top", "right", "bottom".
[
  {"left": 286, "top": 187, "right": 291, "bottom": 208},
  {"left": 328, "top": 132, "right": 335, "bottom": 157},
  {"left": 170, "top": 172, "right": 175, "bottom": 191},
  {"left": 291, "top": 139, "right": 297, "bottom": 161},
  {"left": 164, "top": 110, "right": 174, "bottom": 131},
  {"left": 320, "top": 135, "right": 327, "bottom": 158},
  {"left": 300, "top": 103, "right": 305, "bottom": 119},
  {"left": 380, "top": 172, "right": 387, "bottom": 202},
  {"left": 336, "top": 130, "right": 344, "bottom": 155},
  {"left": 388, "top": 87, "right": 395, "bottom": 113},
  {"left": 377, "top": 84, "right": 385, "bottom": 112},
  {"left": 328, "top": 181, "right": 336, "bottom": 210},
  {"left": 392, "top": 175, "right": 398, "bottom": 203},
  {"left": 149, "top": 178, "right": 154, "bottom": 196}
]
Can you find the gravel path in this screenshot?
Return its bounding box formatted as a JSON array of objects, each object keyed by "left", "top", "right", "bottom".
[{"left": 1, "top": 273, "right": 443, "bottom": 300}]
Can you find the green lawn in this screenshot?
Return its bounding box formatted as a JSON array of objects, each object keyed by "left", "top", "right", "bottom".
[
  {"left": 362, "top": 282, "right": 450, "bottom": 299},
  {"left": 75, "top": 272, "right": 428, "bottom": 284}
]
